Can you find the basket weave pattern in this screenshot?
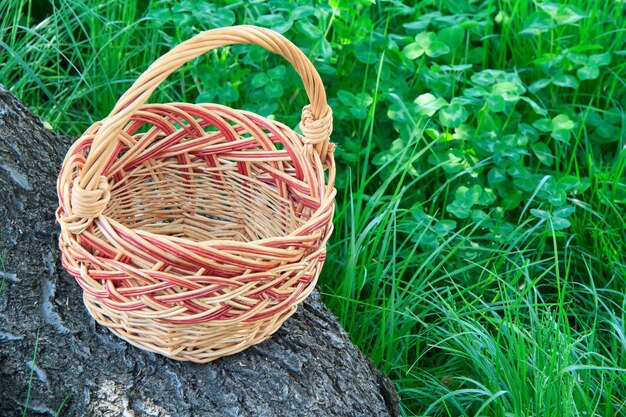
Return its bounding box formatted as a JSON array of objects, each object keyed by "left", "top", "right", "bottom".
[{"left": 56, "top": 26, "right": 335, "bottom": 362}]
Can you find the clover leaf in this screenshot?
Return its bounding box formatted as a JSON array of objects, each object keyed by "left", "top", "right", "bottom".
[{"left": 403, "top": 32, "right": 450, "bottom": 59}]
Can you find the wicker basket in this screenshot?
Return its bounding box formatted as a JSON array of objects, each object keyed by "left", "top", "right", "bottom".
[{"left": 56, "top": 25, "right": 335, "bottom": 363}]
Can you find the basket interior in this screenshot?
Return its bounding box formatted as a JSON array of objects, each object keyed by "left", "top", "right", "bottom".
[{"left": 101, "top": 104, "right": 313, "bottom": 243}]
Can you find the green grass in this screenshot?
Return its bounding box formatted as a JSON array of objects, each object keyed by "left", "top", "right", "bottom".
[
  {"left": 55, "top": 394, "right": 71, "bottom": 417},
  {"left": 1, "top": 0, "right": 625, "bottom": 416},
  {"left": 22, "top": 328, "right": 40, "bottom": 417}
]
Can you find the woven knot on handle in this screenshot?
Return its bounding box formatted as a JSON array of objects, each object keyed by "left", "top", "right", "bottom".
[
  {"left": 64, "top": 176, "right": 111, "bottom": 234},
  {"left": 300, "top": 105, "right": 333, "bottom": 162}
]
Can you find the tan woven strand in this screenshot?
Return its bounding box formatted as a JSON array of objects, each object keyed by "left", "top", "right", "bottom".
[
  {"left": 300, "top": 105, "right": 334, "bottom": 163},
  {"left": 57, "top": 26, "right": 336, "bottom": 362},
  {"left": 68, "top": 176, "right": 110, "bottom": 224}
]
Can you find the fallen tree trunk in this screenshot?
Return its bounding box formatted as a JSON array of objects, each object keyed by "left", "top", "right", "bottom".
[{"left": 0, "top": 88, "right": 400, "bottom": 417}]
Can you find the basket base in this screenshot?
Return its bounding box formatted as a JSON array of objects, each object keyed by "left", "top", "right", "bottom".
[{"left": 83, "top": 294, "right": 297, "bottom": 363}]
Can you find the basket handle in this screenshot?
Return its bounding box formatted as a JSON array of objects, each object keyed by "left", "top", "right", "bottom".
[{"left": 68, "top": 25, "right": 332, "bottom": 232}]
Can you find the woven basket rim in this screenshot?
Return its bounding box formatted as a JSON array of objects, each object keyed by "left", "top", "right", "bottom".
[
  {"left": 62, "top": 102, "right": 337, "bottom": 249},
  {"left": 68, "top": 103, "right": 336, "bottom": 249}
]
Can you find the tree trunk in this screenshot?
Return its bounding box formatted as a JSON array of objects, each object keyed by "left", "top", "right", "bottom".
[{"left": 0, "top": 88, "right": 400, "bottom": 417}]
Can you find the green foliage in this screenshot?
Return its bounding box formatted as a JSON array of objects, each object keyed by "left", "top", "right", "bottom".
[
  {"left": 23, "top": 328, "right": 40, "bottom": 417},
  {"left": 1, "top": 0, "right": 625, "bottom": 416}
]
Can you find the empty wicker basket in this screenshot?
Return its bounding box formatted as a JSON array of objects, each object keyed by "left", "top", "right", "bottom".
[{"left": 56, "top": 25, "right": 335, "bottom": 363}]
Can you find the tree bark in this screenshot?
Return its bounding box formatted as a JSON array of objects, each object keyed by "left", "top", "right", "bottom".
[{"left": 0, "top": 88, "right": 400, "bottom": 417}]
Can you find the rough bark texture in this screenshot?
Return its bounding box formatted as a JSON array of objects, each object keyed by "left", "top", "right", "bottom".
[{"left": 0, "top": 88, "right": 400, "bottom": 417}]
